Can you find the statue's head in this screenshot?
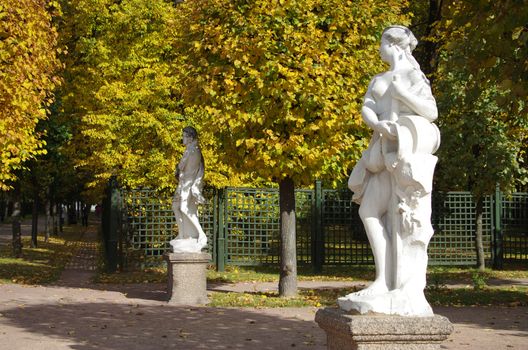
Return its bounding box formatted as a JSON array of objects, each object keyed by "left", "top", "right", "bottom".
[
  {"left": 183, "top": 126, "right": 198, "bottom": 139},
  {"left": 379, "top": 25, "right": 423, "bottom": 72},
  {"left": 382, "top": 25, "right": 417, "bottom": 53},
  {"left": 182, "top": 126, "right": 198, "bottom": 145}
]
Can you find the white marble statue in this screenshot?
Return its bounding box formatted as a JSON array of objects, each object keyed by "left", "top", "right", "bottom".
[
  {"left": 339, "top": 25, "right": 441, "bottom": 316},
  {"left": 170, "top": 127, "right": 208, "bottom": 253}
]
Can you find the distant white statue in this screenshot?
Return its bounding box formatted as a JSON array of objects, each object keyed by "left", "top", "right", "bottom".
[
  {"left": 339, "top": 25, "right": 440, "bottom": 316},
  {"left": 170, "top": 127, "right": 208, "bottom": 253}
]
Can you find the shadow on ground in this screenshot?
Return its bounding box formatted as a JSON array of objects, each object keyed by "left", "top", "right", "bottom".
[{"left": 1, "top": 301, "right": 325, "bottom": 350}]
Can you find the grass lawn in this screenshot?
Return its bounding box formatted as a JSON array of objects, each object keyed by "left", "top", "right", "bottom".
[
  {"left": 0, "top": 226, "right": 82, "bottom": 284},
  {"left": 96, "top": 263, "right": 528, "bottom": 285},
  {"left": 2, "top": 223, "right": 526, "bottom": 309},
  {"left": 209, "top": 285, "right": 528, "bottom": 308},
  {"left": 95, "top": 263, "right": 528, "bottom": 308}
]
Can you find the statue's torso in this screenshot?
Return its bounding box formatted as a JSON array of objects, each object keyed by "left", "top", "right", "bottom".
[{"left": 370, "top": 68, "right": 422, "bottom": 120}]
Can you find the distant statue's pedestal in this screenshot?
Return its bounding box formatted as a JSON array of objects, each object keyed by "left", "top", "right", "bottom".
[
  {"left": 315, "top": 308, "right": 453, "bottom": 350},
  {"left": 164, "top": 252, "right": 211, "bottom": 305}
]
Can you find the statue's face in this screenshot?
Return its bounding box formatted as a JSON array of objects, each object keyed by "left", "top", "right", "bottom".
[
  {"left": 182, "top": 132, "right": 193, "bottom": 146},
  {"left": 379, "top": 36, "right": 394, "bottom": 64}
]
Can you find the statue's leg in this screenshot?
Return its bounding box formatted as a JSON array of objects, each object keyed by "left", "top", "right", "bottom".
[
  {"left": 356, "top": 171, "right": 391, "bottom": 296},
  {"left": 177, "top": 199, "right": 206, "bottom": 246},
  {"left": 185, "top": 200, "right": 207, "bottom": 246},
  {"left": 172, "top": 198, "right": 186, "bottom": 239}
]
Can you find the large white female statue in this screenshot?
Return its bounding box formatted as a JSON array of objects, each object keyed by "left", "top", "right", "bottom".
[
  {"left": 339, "top": 25, "right": 440, "bottom": 316},
  {"left": 170, "top": 127, "right": 208, "bottom": 253}
]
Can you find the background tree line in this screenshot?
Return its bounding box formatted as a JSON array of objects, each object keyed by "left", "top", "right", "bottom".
[{"left": 1, "top": 0, "right": 526, "bottom": 286}]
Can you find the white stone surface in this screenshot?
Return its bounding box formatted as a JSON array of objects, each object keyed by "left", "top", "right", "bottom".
[
  {"left": 341, "top": 25, "right": 440, "bottom": 316},
  {"left": 165, "top": 252, "right": 211, "bottom": 305},
  {"left": 170, "top": 127, "right": 207, "bottom": 253}
]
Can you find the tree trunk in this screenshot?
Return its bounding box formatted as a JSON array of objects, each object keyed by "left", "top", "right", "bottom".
[
  {"left": 31, "top": 194, "right": 38, "bottom": 248},
  {"left": 421, "top": 0, "right": 444, "bottom": 78},
  {"left": 45, "top": 199, "right": 51, "bottom": 242},
  {"left": 11, "top": 189, "right": 22, "bottom": 258},
  {"left": 475, "top": 197, "right": 486, "bottom": 271},
  {"left": 0, "top": 195, "right": 6, "bottom": 222},
  {"left": 58, "top": 204, "right": 64, "bottom": 233},
  {"left": 52, "top": 203, "right": 58, "bottom": 236},
  {"left": 278, "top": 177, "right": 297, "bottom": 297}
]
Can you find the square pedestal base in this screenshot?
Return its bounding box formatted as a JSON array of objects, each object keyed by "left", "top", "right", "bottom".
[
  {"left": 164, "top": 252, "right": 211, "bottom": 305},
  {"left": 315, "top": 307, "right": 453, "bottom": 350}
]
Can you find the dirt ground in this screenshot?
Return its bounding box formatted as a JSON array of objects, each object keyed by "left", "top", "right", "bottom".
[
  {"left": 0, "top": 282, "right": 527, "bottom": 350},
  {"left": 0, "top": 220, "right": 527, "bottom": 349}
]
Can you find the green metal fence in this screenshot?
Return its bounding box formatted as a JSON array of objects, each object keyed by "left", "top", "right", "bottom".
[
  {"left": 500, "top": 192, "right": 528, "bottom": 262},
  {"left": 118, "top": 188, "right": 217, "bottom": 268},
  {"left": 320, "top": 189, "right": 372, "bottom": 265},
  {"left": 219, "top": 187, "right": 313, "bottom": 266},
  {"left": 102, "top": 181, "right": 528, "bottom": 270},
  {"left": 429, "top": 192, "right": 492, "bottom": 265}
]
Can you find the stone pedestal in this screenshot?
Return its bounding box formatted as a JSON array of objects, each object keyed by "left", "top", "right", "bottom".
[
  {"left": 164, "top": 252, "right": 211, "bottom": 305},
  {"left": 315, "top": 308, "right": 453, "bottom": 350}
]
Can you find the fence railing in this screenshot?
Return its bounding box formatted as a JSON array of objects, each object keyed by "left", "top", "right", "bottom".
[{"left": 101, "top": 180, "right": 527, "bottom": 271}]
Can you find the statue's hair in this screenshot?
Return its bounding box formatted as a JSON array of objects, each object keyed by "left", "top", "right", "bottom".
[
  {"left": 183, "top": 126, "right": 198, "bottom": 139},
  {"left": 382, "top": 25, "right": 418, "bottom": 51}
]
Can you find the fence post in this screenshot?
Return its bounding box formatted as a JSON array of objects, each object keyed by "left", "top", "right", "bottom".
[
  {"left": 216, "top": 188, "right": 226, "bottom": 271},
  {"left": 102, "top": 177, "right": 120, "bottom": 273},
  {"left": 312, "top": 180, "right": 324, "bottom": 273},
  {"left": 492, "top": 186, "right": 503, "bottom": 269}
]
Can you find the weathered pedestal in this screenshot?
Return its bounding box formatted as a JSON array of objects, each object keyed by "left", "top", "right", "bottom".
[
  {"left": 164, "top": 252, "right": 211, "bottom": 305},
  {"left": 315, "top": 308, "right": 453, "bottom": 350}
]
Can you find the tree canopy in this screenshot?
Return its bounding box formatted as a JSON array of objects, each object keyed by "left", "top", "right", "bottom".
[
  {"left": 174, "top": 0, "right": 410, "bottom": 187},
  {"left": 2, "top": 0, "right": 526, "bottom": 206},
  {"left": 0, "top": 0, "right": 61, "bottom": 190},
  {"left": 433, "top": 0, "right": 528, "bottom": 197}
]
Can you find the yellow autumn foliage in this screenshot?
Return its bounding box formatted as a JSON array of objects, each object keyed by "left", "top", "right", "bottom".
[
  {"left": 0, "top": 0, "right": 61, "bottom": 190},
  {"left": 174, "top": 0, "right": 410, "bottom": 187},
  {"left": 57, "top": 0, "right": 247, "bottom": 198}
]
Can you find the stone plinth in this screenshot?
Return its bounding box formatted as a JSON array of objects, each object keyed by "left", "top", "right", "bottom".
[
  {"left": 164, "top": 252, "right": 211, "bottom": 305},
  {"left": 315, "top": 307, "right": 453, "bottom": 350}
]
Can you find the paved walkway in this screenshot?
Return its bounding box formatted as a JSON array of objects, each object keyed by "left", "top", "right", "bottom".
[{"left": 0, "top": 222, "right": 527, "bottom": 349}]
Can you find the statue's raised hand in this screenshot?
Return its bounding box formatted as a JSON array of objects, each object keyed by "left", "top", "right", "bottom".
[{"left": 375, "top": 120, "right": 397, "bottom": 140}]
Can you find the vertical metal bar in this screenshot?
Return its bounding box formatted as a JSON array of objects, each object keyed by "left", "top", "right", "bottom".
[
  {"left": 216, "top": 188, "right": 226, "bottom": 271},
  {"left": 211, "top": 188, "right": 218, "bottom": 264},
  {"left": 313, "top": 180, "right": 323, "bottom": 273},
  {"left": 107, "top": 177, "right": 119, "bottom": 272},
  {"left": 493, "top": 186, "right": 503, "bottom": 269}
]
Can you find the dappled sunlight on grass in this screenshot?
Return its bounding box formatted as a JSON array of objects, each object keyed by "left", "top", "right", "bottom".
[
  {"left": 0, "top": 236, "right": 72, "bottom": 284},
  {"left": 426, "top": 286, "right": 528, "bottom": 307},
  {"left": 426, "top": 265, "right": 528, "bottom": 288},
  {"left": 209, "top": 285, "right": 528, "bottom": 308},
  {"left": 207, "top": 264, "right": 376, "bottom": 284},
  {"left": 96, "top": 263, "right": 526, "bottom": 288},
  {"left": 209, "top": 286, "right": 361, "bottom": 308}
]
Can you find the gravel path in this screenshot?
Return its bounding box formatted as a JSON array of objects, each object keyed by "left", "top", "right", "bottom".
[{"left": 0, "top": 220, "right": 527, "bottom": 349}]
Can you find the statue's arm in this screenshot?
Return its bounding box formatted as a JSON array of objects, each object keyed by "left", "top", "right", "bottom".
[
  {"left": 177, "top": 149, "right": 190, "bottom": 176},
  {"left": 190, "top": 152, "right": 206, "bottom": 204},
  {"left": 391, "top": 76, "right": 438, "bottom": 122},
  {"left": 361, "top": 95, "right": 379, "bottom": 130},
  {"left": 362, "top": 81, "right": 397, "bottom": 138}
]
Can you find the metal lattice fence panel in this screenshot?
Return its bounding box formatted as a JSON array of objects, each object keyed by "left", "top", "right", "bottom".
[
  {"left": 223, "top": 188, "right": 280, "bottom": 265},
  {"left": 120, "top": 188, "right": 216, "bottom": 266},
  {"left": 223, "top": 188, "right": 313, "bottom": 266},
  {"left": 429, "top": 192, "right": 492, "bottom": 265},
  {"left": 502, "top": 193, "right": 528, "bottom": 262},
  {"left": 322, "top": 190, "right": 373, "bottom": 265},
  {"left": 113, "top": 184, "right": 526, "bottom": 269},
  {"left": 295, "top": 189, "right": 313, "bottom": 265}
]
